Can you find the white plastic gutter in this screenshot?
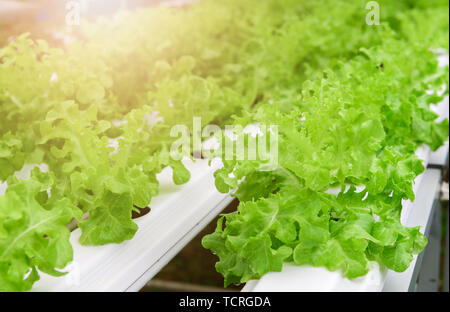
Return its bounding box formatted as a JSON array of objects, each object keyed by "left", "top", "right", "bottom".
[{"left": 31, "top": 158, "right": 233, "bottom": 292}]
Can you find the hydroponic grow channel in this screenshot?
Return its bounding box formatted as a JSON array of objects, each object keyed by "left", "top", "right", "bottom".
[
  {"left": 0, "top": 0, "right": 448, "bottom": 293},
  {"left": 30, "top": 158, "right": 233, "bottom": 292}
]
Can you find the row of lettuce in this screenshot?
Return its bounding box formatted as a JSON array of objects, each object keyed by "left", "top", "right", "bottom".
[{"left": 0, "top": 0, "right": 449, "bottom": 291}]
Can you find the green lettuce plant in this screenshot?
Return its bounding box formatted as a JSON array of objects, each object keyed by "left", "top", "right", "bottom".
[{"left": 0, "top": 0, "right": 448, "bottom": 291}]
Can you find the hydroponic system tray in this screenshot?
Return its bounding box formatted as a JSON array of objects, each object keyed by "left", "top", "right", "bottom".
[
  {"left": 28, "top": 158, "right": 233, "bottom": 292},
  {"left": 27, "top": 77, "right": 449, "bottom": 292},
  {"left": 0, "top": 0, "right": 449, "bottom": 294}
]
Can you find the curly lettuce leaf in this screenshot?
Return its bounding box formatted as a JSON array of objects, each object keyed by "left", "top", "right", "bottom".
[{"left": 0, "top": 171, "right": 77, "bottom": 292}]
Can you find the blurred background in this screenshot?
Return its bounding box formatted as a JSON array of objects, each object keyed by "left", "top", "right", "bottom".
[{"left": 0, "top": 0, "right": 194, "bottom": 46}]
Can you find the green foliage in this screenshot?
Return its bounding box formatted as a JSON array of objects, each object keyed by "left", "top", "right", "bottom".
[
  {"left": 203, "top": 187, "right": 427, "bottom": 285},
  {"left": 0, "top": 170, "right": 78, "bottom": 291},
  {"left": 0, "top": 0, "right": 448, "bottom": 291}
]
